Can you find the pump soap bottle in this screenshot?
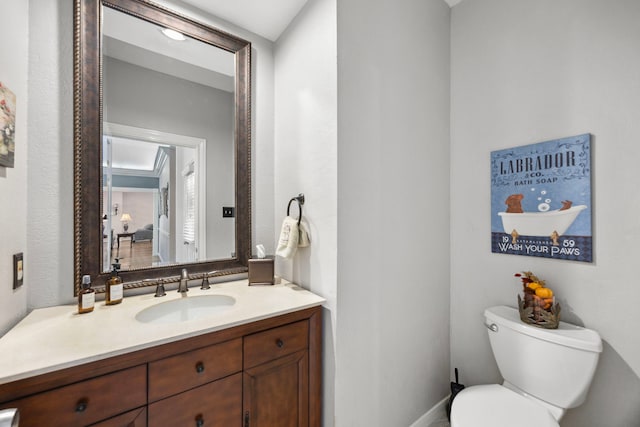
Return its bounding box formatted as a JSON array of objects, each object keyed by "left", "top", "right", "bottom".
[
  {"left": 105, "top": 259, "right": 123, "bottom": 305},
  {"left": 78, "top": 274, "right": 95, "bottom": 314}
]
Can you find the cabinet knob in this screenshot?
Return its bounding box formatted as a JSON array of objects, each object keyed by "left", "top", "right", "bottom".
[
  {"left": 276, "top": 339, "right": 284, "bottom": 348},
  {"left": 195, "top": 362, "right": 205, "bottom": 373},
  {"left": 75, "top": 400, "right": 88, "bottom": 413},
  {"left": 195, "top": 415, "right": 204, "bottom": 427}
]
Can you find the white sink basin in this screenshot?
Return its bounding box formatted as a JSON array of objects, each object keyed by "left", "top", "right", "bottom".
[{"left": 135, "top": 294, "right": 236, "bottom": 324}]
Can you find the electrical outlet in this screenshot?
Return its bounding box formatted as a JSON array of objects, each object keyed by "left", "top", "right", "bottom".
[{"left": 222, "top": 207, "right": 235, "bottom": 218}]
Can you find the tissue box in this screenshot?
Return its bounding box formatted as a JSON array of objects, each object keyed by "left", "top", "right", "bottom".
[{"left": 248, "top": 258, "right": 274, "bottom": 286}]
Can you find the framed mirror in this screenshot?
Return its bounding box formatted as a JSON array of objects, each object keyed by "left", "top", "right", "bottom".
[{"left": 74, "top": 0, "right": 251, "bottom": 294}]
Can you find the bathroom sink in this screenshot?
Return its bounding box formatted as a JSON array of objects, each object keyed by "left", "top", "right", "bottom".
[{"left": 135, "top": 295, "right": 236, "bottom": 324}]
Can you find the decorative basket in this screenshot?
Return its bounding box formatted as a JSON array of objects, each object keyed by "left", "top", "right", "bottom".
[{"left": 518, "top": 294, "right": 561, "bottom": 329}]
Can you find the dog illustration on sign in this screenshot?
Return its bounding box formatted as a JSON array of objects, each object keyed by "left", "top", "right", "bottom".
[{"left": 500, "top": 194, "right": 586, "bottom": 244}]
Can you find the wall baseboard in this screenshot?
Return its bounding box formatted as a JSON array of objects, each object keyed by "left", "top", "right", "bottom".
[{"left": 410, "top": 396, "right": 449, "bottom": 427}]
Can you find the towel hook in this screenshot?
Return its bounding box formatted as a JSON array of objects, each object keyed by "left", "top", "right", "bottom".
[{"left": 287, "top": 194, "right": 305, "bottom": 226}]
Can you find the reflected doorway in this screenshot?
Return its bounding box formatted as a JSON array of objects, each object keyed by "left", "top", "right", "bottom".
[
  {"left": 104, "top": 188, "right": 159, "bottom": 270},
  {"left": 102, "top": 123, "right": 207, "bottom": 272}
]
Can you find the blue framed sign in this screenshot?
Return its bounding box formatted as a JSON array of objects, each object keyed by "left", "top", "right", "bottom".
[{"left": 491, "top": 134, "right": 592, "bottom": 262}]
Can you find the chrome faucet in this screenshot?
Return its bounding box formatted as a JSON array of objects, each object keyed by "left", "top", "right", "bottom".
[{"left": 178, "top": 268, "right": 189, "bottom": 294}]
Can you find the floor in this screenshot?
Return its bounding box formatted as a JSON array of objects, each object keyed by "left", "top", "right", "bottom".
[
  {"left": 426, "top": 402, "right": 450, "bottom": 427},
  {"left": 105, "top": 240, "right": 158, "bottom": 270}
]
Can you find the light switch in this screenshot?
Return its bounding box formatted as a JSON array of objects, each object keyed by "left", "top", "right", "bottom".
[{"left": 222, "top": 207, "right": 235, "bottom": 218}]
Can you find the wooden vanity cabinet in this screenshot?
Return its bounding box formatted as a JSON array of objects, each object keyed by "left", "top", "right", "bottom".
[{"left": 0, "top": 305, "right": 322, "bottom": 427}]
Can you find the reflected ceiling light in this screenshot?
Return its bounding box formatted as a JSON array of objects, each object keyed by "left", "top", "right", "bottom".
[{"left": 161, "top": 28, "right": 186, "bottom": 41}]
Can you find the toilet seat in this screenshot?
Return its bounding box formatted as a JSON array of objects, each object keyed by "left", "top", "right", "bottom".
[{"left": 450, "top": 384, "right": 559, "bottom": 427}]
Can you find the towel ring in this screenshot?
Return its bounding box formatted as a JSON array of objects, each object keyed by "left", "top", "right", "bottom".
[{"left": 287, "top": 194, "right": 305, "bottom": 226}]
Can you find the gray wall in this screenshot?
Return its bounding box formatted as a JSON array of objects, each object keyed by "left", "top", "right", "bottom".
[
  {"left": 336, "top": 0, "right": 451, "bottom": 425},
  {"left": 450, "top": 1, "right": 640, "bottom": 425}
]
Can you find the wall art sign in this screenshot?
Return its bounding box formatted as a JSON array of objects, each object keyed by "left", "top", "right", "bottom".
[
  {"left": 0, "top": 82, "right": 17, "bottom": 168},
  {"left": 491, "top": 134, "right": 592, "bottom": 262}
]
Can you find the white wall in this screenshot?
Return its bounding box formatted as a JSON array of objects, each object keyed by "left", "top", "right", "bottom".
[
  {"left": 450, "top": 1, "right": 640, "bottom": 425},
  {"left": 336, "top": 0, "right": 451, "bottom": 425},
  {"left": 0, "top": 1, "right": 29, "bottom": 335},
  {"left": 273, "top": 0, "right": 337, "bottom": 424},
  {"left": 26, "top": 0, "right": 276, "bottom": 307}
]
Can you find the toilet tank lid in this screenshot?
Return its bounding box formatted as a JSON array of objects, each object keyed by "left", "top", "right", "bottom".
[{"left": 485, "top": 306, "right": 603, "bottom": 353}]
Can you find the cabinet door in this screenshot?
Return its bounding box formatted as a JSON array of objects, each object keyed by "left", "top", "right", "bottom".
[
  {"left": 243, "top": 350, "right": 309, "bottom": 427},
  {"left": 148, "top": 373, "right": 242, "bottom": 427}
]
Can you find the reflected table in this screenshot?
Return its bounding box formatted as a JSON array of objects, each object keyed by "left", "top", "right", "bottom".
[{"left": 117, "top": 232, "right": 135, "bottom": 249}]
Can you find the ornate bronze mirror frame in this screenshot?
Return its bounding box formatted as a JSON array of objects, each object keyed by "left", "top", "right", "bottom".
[{"left": 74, "top": 0, "right": 251, "bottom": 294}]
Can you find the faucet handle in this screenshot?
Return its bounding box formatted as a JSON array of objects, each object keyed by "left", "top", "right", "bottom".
[
  {"left": 154, "top": 282, "right": 166, "bottom": 297},
  {"left": 201, "top": 273, "right": 210, "bottom": 290},
  {"left": 181, "top": 268, "right": 188, "bottom": 279},
  {"left": 201, "top": 271, "right": 218, "bottom": 290},
  {"left": 144, "top": 279, "right": 166, "bottom": 297}
]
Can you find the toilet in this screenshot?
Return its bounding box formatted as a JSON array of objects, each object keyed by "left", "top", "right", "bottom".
[{"left": 450, "top": 305, "right": 602, "bottom": 427}]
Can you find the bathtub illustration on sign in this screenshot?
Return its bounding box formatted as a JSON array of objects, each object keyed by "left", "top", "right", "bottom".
[{"left": 498, "top": 205, "right": 587, "bottom": 237}]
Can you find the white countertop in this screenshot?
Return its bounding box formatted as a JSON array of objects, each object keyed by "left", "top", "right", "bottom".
[{"left": 0, "top": 280, "right": 325, "bottom": 385}]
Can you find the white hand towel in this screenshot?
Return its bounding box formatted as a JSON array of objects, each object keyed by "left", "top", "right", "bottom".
[
  {"left": 276, "top": 216, "right": 300, "bottom": 259},
  {"left": 298, "top": 221, "right": 311, "bottom": 248}
]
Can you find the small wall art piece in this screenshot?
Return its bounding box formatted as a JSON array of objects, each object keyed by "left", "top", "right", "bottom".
[
  {"left": 491, "top": 134, "right": 592, "bottom": 262},
  {"left": 161, "top": 184, "right": 169, "bottom": 217},
  {"left": 0, "top": 82, "right": 16, "bottom": 168},
  {"left": 13, "top": 253, "right": 23, "bottom": 289}
]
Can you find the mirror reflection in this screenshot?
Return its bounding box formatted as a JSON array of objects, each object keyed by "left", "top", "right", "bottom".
[
  {"left": 74, "top": 0, "right": 251, "bottom": 292},
  {"left": 101, "top": 5, "right": 236, "bottom": 272}
]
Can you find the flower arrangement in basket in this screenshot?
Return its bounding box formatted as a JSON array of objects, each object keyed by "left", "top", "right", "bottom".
[{"left": 515, "top": 271, "right": 561, "bottom": 329}]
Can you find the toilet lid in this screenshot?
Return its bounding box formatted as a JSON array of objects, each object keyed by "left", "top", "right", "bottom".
[{"left": 450, "top": 385, "right": 559, "bottom": 427}]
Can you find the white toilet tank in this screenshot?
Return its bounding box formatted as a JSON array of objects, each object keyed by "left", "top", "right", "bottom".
[{"left": 485, "top": 306, "right": 602, "bottom": 410}]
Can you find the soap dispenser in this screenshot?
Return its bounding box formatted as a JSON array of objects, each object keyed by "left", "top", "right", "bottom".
[
  {"left": 105, "top": 259, "right": 123, "bottom": 305},
  {"left": 78, "top": 274, "right": 95, "bottom": 314}
]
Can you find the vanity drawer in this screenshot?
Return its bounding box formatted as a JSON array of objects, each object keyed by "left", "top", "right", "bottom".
[
  {"left": 148, "top": 338, "right": 242, "bottom": 402},
  {"left": 88, "top": 406, "right": 147, "bottom": 427},
  {"left": 4, "top": 365, "right": 146, "bottom": 427},
  {"left": 244, "top": 320, "right": 309, "bottom": 368},
  {"left": 148, "top": 372, "right": 242, "bottom": 427}
]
